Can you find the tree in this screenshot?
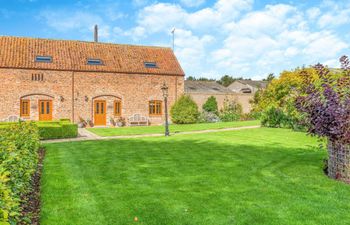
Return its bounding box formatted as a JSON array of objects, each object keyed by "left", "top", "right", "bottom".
[
  {"left": 217, "top": 75, "right": 243, "bottom": 87},
  {"left": 263, "top": 73, "right": 275, "bottom": 82},
  {"left": 296, "top": 56, "right": 350, "bottom": 183},
  {"left": 251, "top": 67, "right": 319, "bottom": 129},
  {"left": 217, "top": 75, "right": 234, "bottom": 87},
  {"left": 170, "top": 95, "right": 199, "bottom": 124},
  {"left": 186, "top": 76, "right": 196, "bottom": 80},
  {"left": 202, "top": 96, "right": 218, "bottom": 114},
  {"left": 197, "top": 77, "right": 215, "bottom": 81}
]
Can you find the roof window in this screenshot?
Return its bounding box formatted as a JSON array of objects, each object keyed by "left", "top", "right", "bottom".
[
  {"left": 144, "top": 62, "right": 158, "bottom": 68},
  {"left": 87, "top": 58, "right": 103, "bottom": 65},
  {"left": 35, "top": 56, "right": 52, "bottom": 63}
]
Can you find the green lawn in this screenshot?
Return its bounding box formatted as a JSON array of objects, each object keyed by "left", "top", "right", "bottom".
[
  {"left": 87, "top": 120, "right": 260, "bottom": 136},
  {"left": 41, "top": 128, "right": 350, "bottom": 225}
]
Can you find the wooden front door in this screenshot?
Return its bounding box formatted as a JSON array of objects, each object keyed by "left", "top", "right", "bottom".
[
  {"left": 94, "top": 100, "right": 106, "bottom": 126},
  {"left": 39, "top": 100, "right": 53, "bottom": 121}
]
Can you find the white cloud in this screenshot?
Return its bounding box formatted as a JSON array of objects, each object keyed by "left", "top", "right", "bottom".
[
  {"left": 131, "top": 0, "right": 253, "bottom": 37},
  {"left": 323, "top": 59, "right": 339, "bottom": 68},
  {"left": 37, "top": 0, "right": 350, "bottom": 78},
  {"left": 302, "top": 32, "right": 348, "bottom": 58},
  {"left": 212, "top": 3, "right": 348, "bottom": 77},
  {"left": 213, "top": 0, "right": 253, "bottom": 19},
  {"left": 318, "top": 10, "right": 350, "bottom": 28},
  {"left": 307, "top": 7, "right": 321, "bottom": 20},
  {"left": 224, "top": 4, "right": 300, "bottom": 36},
  {"left": 285, "top": 47, "right": 299, "bottom": 57},
  {"left": 317, "top": 0, "right": 350, "bottom": 28},
  {"left": 137, "top": 3, "right": 187, "bottom": 34},
  {"left": 174, "top": 29, "right": 215, "bottom": 75}
]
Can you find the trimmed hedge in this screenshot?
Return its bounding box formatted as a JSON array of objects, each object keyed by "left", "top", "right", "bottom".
[
  {"left": 38, "top": 123, "right": 78, "bottom": 140},
  {"left": 0, "top": 122, "right": 40, "bottom": 224},
  {"left": 0, "top": 121, "right": 78, "bottom": 140}
]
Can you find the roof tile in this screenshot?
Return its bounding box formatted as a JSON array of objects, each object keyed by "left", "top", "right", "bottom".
[{"left": 0, "top": 36, "right": 185, "bottom": 76}]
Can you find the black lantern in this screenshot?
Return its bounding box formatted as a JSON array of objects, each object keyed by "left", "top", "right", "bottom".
[{"left": 161, "top": 82, "right": 170, "bottom": 136}]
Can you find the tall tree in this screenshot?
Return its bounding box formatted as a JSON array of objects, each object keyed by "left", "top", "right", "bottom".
[
  {"left": 217, "top": 75, "right": 243, "bottom": 87},
  {"left": 197, "top": 77, "right": 215, "bottom": 81},
  {"left": 263, "top": 73, "right": 275, "bottom": 82},
  {"left": 186, "top": 76, "right": 196, "bottom": 80},
  {"left": 202, "top": 96, "right": 218, "bottom": 114}
]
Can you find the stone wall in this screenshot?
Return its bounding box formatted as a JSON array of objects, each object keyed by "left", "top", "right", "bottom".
[{"left": 187, "top": 92, "right": 253, "bottom": 114}]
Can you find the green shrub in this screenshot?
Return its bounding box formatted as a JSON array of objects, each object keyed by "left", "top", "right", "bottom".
[
  {"left": 241, "top": 112, "right": 261, "bottom": 121},
  {"left": 219, "top": 100, "right": 242, "bottom": 122},
  {"left": 261, "top": 106, "right": 288, "bottom": 128},
  {"left": 0, "top": 122, "right": 40, "bottom": 224},
  {"left": 202, "top": 96, "right": 218, "bottom": 114},
  {"left": 0, "top": 121, "right": 78, "bottom": 140},
  {"left": 38, "top": 122, "right": 78, "bottom": 140},
  {"left": 170, "top": 95, "right": 199, "bottom": 124},
  {"left": 59, "top": 118, "right": 71, "bottom": 123}
]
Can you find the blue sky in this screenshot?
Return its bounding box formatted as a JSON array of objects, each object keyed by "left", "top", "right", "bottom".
[{"left": 0, "top": 0, "right": 349, "bottom": 80}]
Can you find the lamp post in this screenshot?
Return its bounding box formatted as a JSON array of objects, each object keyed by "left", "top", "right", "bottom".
[{"left": 161, "top": 82, "right": 170, "bottom": 136}]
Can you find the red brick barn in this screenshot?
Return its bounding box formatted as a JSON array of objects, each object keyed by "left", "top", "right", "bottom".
[{"left": 0, "top": 36, "right": 185, "bottom": 126}]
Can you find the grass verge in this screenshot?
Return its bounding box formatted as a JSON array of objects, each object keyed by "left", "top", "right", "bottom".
[
  {"left": 41, "top": 128, "right": 350, "bottom": 225},
  {"left": 87, "top": 120, "right": 260, "bottom": 136}
]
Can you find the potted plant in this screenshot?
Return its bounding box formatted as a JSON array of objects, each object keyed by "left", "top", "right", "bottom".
[
  {"left": 116, "top": 117, "right": 126, "bottom": 127},
  {"left": 86, "top": 119, "right": 94, "bottom": 128},
  {"left": 78, "top": 117, "right": 87, "bottom": 128},
  {"left": 110, "top": 117, "right": 116, "bottom": 127}
]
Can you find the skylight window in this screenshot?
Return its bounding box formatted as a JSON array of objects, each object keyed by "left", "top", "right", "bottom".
[
  {"left": 35, "top": 56, "right": 52, "bottom": 63},
  {"left": 144, "top": 62, "right": 158, "bottom": 68},
  {"left": 87, "top": 59, "right": 103, "bottom": 65}
]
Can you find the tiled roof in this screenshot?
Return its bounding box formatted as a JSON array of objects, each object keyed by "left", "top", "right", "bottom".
[
  {"left": 185, "top": 81, "right": 233, "bottom": 93},
  {"left": 0, "top": 36, "right": 185, "bottom": 76}
]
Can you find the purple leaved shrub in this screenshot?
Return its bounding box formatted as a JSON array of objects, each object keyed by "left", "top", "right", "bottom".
[{"left": 296, "top": 56, "right": 350, "bottom": 144}]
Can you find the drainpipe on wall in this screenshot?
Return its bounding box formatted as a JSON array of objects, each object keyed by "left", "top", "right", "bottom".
[
  {"left": 175, "top": 77, "right": 178, "bottom": 101},
  {"left": 72, "top": 71, "right": 75, "bottom": 123}
]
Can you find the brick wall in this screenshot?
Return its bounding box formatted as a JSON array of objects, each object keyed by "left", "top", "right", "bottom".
[
  {"left": 0, "top": 69, "right": 73, "bottom": 121},
  {"left": 73, "top": 72, "right": 184, "bottom": 125},
  {"left": 0, "top": 68, "right": 184, "bottom": 125}
]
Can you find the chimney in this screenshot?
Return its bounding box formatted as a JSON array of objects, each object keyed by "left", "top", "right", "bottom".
[{"left": 94, "top": 24, "right": 98, "bottom": 42}]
